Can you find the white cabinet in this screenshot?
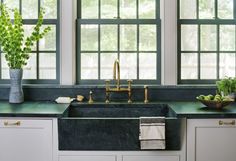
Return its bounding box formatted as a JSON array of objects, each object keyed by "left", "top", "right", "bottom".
[
  {"left": 123, "top": 155, "right": 179, "bottom": 161},
  {"left": 187, "top": 119, "right": 236, "bottom": 161},
  {"left": 59, "top": 155, "right": 116, "bottom": 161},
  {"left": 0, "top": 119, "right": 53, "bottom": 161}
]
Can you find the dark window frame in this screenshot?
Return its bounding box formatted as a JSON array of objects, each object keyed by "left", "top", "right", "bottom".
[
  {"left": 0, "top": 0, "right": 60, "bottom": 84},
  {"left": 178, "top": 0, "right": 236, "bottom": 84},
  {"left": 77, "top": 0, "right": 161, "bottom": 85}
]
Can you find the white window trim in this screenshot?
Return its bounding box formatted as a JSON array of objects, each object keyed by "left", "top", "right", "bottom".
[
  {"left": 60, "top": 0, "right": 178, "bottom": 85},
  {"left": 60, "top": 0, "right": 77, "bottom": 85}
]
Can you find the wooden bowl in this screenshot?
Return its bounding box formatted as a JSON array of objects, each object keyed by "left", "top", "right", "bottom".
[{"left": 197, "top": 98, "right": 233, "bottom": 109}]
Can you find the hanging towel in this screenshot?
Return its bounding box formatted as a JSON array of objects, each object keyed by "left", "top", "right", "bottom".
[{"left": 139, "top": 117, "right": 166, "bottom": 150}]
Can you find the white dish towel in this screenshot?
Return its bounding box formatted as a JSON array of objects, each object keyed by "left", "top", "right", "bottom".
[{"left": 139, "top": 117, "right": 166, "bottom": 150}]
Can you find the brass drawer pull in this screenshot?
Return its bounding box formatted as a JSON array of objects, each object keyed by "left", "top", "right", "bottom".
[
  {"left": 219, "top": 120, "right": 235, "bottom": 126},
  {"left": 4, "top": 121, "right": 21, "bottom": 126}
]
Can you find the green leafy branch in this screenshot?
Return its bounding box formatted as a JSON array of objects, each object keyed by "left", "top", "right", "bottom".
[{"left": 0, "top": 4, "right": 51, "bottom": 69}]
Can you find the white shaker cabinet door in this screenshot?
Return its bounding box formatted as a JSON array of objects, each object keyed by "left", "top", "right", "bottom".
[
  {"left": 123, "top": 155, "right": 179, "bottom": 161},
  {"left": 187, "top": 119, "right": 236, "bottom": 161},
  {"left": 0, "top": 119, "right": 53, "bottom": 161},
  {"left": 59, "top": 155, "right": 117, "bottom": 161}
]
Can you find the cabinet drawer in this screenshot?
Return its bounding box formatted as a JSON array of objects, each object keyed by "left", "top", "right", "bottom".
[
  {"left": 188, "top": 119, "right": 236, "bottom": 127},
  {"left": 123, "top": 155, "right": 179, "bottom": 161},
  {"left": 0, "top": 119, "right": 53, "bottom": 161},
  {"left": 59, "top": 156, "right": 116, "bottom": 161},
  {"left": 0, "top": 119, "right": 52, "bottom": 128}
]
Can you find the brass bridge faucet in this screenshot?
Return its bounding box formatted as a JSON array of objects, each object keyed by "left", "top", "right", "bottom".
[{"left": 105, "top": 59, "right": 132, "bottom": 103}]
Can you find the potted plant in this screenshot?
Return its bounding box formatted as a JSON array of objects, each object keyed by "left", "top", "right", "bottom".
[
  {"left": 0, "top": 4, "right": 51, "bottom": 103},
  {"left": 216, "top": 77, "right": 236, "bottom": 100}
]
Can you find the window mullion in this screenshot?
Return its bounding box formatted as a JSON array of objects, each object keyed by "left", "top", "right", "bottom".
[
  {"left": 234, "top": 0, "right": 236, "bottom": 19},
  {"left": 198, "top": 24, "right": 201, "bottom": 80},
  {"left": 217, "top": 24, "right": 220, "bottom": 79},
  {"left": 215, "top": 0, "right": 218, "bottom": 19},
  {"left": 19, "top": 0, "right": 22, "bottom": 14}
]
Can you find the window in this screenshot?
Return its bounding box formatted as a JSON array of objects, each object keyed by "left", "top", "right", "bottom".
[
  {"left": 178, "top": 0, "right": 236, "bottom": 84},
  {"left": 77, "top": 0, "right": 161, "bottom": 84},
  {"left": 0, "top": 0, "right": 59, "bottom": 84}
]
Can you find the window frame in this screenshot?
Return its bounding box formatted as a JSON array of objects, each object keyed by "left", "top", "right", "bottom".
[
  {"left": 178, "top": 0, "right": 236, "bottom": 84},
  {"left": 76, "top": 0, "right": 161, "bottom": 85},
  {"left": 0, "top": 0, "right": 60, "bottom": 84}
]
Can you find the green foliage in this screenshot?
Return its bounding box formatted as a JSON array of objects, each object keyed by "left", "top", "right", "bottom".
[
  {"left": 216, "top": 77, "right": 236, "bottom": 96},
  {"left": 0, "top": 4, "right": 51, "bottom": 69}
]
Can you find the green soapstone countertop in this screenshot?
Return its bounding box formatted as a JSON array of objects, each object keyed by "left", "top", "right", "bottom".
[
  {"left": 0, "top": 101, "right": 69, "bottom": 117},
  {"left": 167, "top": 101, "right": 236, "bottom": 118},
  {"left": 0, "top": 101, "right": 236, "bottom": 118}
]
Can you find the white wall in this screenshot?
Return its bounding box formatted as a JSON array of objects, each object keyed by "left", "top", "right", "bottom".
[
  {"left": 60, "top": 0, "right": 77, "bottom": 85},
  {"left": 60, "top": 0, "right": 178, "bottom": 85}
]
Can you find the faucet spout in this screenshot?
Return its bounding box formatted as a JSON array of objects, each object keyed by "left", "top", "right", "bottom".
[
  {"left": 105, "top": 59, "right": 132, "bottom": 103},
  {"left": 113, "top": 59, "right": 120, "bottom": 89}
]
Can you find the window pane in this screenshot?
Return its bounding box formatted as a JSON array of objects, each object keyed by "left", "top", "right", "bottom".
[
  {"left": 120, "top": 25, "right": 137, "bottom": 51},
  {"left": 120, "top": 53, "right": 137, "bottom": 79},
  {"left": 3, "top": 0, "right": 19, "bottom": 18},
  {"left": 81, "top": 53, "right": 98, "bottom": 79},
  {"left": 139, "top": 25, "right": 156, "bottom": 51},
  {"left": 199, "top": 0, "right": 215, "bottom": 19},
  {"left": 1, "top": 54, "right": 9, "bottom": 79},
  {"left": 220, "top": 25, "right": 235, "bottom": 51},
  {"left": 200, "top": 25, "right": 217, "bottom": 51},
  {"left": 181, "top": 25, "right": 198, "bottom": 51},
  {"left": 101, "top": 25, "right": 117, "bottom": 51},
  {"left": 23, "top": 53, "right": 37, "bottom": 79},
  {"left": 181, "top": 53, "right": 198, "bottom": 79},
  {"left": 120, "top": 0, "right": 136, "bottom": 19},
  {"left": 100, "top": 53, "right": 117, "bottom": 79},
  {"left": 81, "top": 0, "right": 98, "bottom": 19},
  {"left": 23, "top": 25, "right": 37, "bottom": 51},
  {"left": 81, "top": 25, "right": 98, "bottom": 51},
  {"left": 180, "top": 0, "right": 197, "bottom": 19},
  {"left": 139, "top": 53, "right": 156, "bottom": 79},
  {"left": 139, "top": 0, "right": 155, "bottom": 19},
  {"left": 200, "top": 53, "right": 217, "bottom": 79},
  {"left": 220, "top": 53, "right": 235, "bottom": 78},
  {"left": 101, "top": 0, "right": 117, "bottom": 19},
  {"left": 39, "top": 25, "right": 56, "bottom": 51},
  {"left": 39, "top": 53, "right": 56, "bottom": 79},
  {"left": 218, "top": 0, "right": 233, "bottom": 19},
  {"left": 22, "top": 0, "right": 38, "bottom": 19},
  {"left": 41, "top": 0, "right": 57, "bottom": 19}
]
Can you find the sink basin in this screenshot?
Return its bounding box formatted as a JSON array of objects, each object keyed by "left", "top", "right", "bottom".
[
  {"left": 67, "top": 103, "right": 176, "bottom": 118},
  {"left": 58, "top": 103, "right": 181, "bottom": 151}
]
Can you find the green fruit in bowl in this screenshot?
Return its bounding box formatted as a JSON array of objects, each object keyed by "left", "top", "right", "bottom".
[
  {"left": 207, "top": 95, "right": 214, "bottom": 100},
  {"left": 204, "top": 95, "right": 212, "bottom": 101},
  {"left": 214, "top": 94, "right": 222, "bottom": 101},
  {"left": 197, "top": 95, "right": 205, "bottom": 100},
  {"left": 214, "top": 97, "right": 221, "bottom": 102}
]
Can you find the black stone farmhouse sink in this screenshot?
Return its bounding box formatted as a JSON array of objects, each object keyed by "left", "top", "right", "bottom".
[{"left": 58, "top": 103, "right": 181, "bottom": 151}]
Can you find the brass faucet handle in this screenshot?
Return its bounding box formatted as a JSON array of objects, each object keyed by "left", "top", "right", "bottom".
[
  {"left": 127, "top": 80, "right": 133, "bottom": 88},
  {"left": 88, "top": 90, "right": 94, "bottom": 104},
  {"left": 144, "top": 85, "right": 149, "bottom": 103},
  {"left": 105, "top": 80, "right": 110, "bottom": 89},
  {"left": 105, "top": 80, "right": 111, "bottom": 83}
]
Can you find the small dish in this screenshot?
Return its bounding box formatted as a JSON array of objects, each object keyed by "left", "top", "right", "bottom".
[{"left": 77, "top": 95, "right": 84, "bottom": 102}]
